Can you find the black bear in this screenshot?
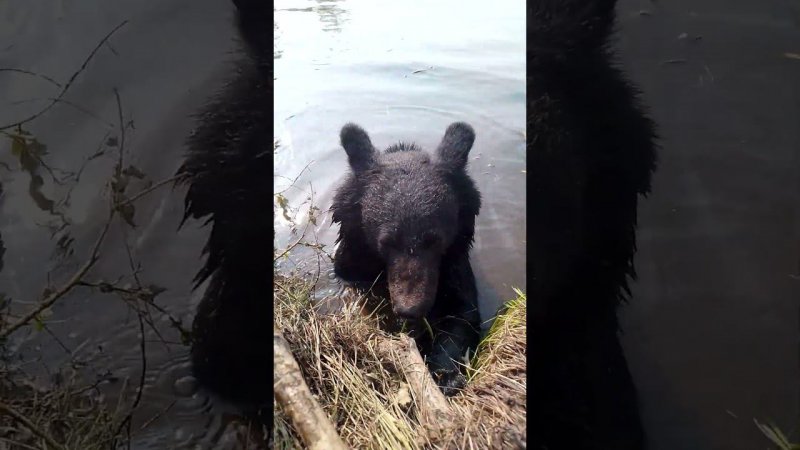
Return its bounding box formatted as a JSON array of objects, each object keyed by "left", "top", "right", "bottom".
[
  {"left": 177, "top": 0, "right": 272, "bottom": 405},
  {"left": 527, "top": 1, "right": 658, "bottom": 449},
  {"left": 331, "top": 122, "right": 482, "bottom": 395}
]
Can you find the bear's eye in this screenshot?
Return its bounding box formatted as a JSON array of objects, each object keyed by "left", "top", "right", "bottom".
[{"left": 421, "top": 233, "right": 441, "bottom": 249}]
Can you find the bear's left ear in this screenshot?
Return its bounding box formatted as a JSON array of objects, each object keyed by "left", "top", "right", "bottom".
[
  {"left": 340, "top": 123, "right": 376, "bottom": 173},
  {"left": 436, "top": 122, "right": 475, "bottom": 171}
]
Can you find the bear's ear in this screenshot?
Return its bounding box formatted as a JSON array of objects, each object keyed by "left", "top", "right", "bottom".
[
  {"left": 436, "top": 122, "right": 475, "bottom": 171},
  {"left": 340, "top": 123, "right": 376, "bottom": 172}
]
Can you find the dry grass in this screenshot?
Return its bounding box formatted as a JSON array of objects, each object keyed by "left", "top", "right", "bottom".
[
  {"left": 0, "top": 367, "right": 127, "bottom": 450},
  {"left": 755, "top": 419, "right": 800, "bottom": 450},
  {"left": 443, "top": 288, "right": 527, "bottom": 449},
  {"left": 273, "top": 275, "right": 527, "bottom": 450}
]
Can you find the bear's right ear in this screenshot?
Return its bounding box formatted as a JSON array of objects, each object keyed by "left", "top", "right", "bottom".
[
  {"left": 340, "top": 123, "right": 376, "bottom": 172},
  {"left": 436, "top": 122, "right": 475, "bottom": 171}
]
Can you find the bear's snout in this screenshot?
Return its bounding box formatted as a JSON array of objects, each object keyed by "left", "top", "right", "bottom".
[{"left": 386, "top": 254, "right": 439, "bottom": 320}]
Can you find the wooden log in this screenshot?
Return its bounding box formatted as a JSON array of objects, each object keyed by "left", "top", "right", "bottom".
[
  {"left": 273, "top": 332, "right": 348, "bottom": 450},
  {"left": 374, "top": 334, "right": 456, "bottom": 438}
]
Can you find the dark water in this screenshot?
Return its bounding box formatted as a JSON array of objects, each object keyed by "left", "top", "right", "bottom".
[
  {"left": 617, "top": 0, "right": 800, "bottom": 449},
  {"left": 0, "top": 1, "right": 260, "bottom": 448},
  {"left": 273, "top": 0, "right": 527, "bottom": 327}
]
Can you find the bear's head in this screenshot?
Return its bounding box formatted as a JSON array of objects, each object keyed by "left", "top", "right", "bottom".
[{"left": 331, "top": 122, "right": 480, "bottom": 320}]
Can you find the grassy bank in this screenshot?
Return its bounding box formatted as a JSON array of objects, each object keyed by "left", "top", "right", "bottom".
[
  {"left": 272, "top": 275, "right": 527, "bottom": 450},
  {"left": 0, "top": 366, "right": 127, "bottom": 449}
]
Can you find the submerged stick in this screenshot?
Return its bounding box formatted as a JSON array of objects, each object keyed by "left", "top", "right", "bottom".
[
  {"left": 273, "top": 331, "right": 348, "bottom": 450},
  {"left": 374, "top": 334, "right": 456, "bottom": 437}
]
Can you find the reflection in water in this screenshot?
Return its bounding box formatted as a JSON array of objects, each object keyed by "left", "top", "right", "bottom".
[
  {"left": 314, "top": 0, "right": 348, "bottom": 33},
  {"left": 276, "top": 0, "right": 349, "bottom": 34},
  {"left": 274, "top": 21, "right": 282, "bottom": 59}
]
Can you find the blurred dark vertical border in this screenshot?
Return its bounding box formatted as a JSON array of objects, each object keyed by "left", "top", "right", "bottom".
[
  {"left": 175, "top": 0, "right": 276, "bottom": 421},
  {"left": 526, "top": 1, "right": 659, "bottom": 449}
]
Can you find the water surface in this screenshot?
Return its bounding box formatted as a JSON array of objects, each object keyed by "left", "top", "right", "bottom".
[{"left": 617, "top": 0, "right": 800, "bottom": 448}]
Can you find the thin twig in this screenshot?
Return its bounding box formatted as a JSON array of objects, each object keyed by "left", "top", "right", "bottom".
[
  {"left": 112, "top": 312, "right": 147, "bottom": 442},
  {"left": 0, "top": 207, "right": 114, "bottom": 340},
  {"left": 58, "top": 131, "right": 113, "bottom": 210},
  {"left": 120, "top": 223, "right": 141, "bottom": 286},
  {"left": 275, "top": 160, "right": 314, "bottom": 196},
  {"left": 113, "top": 88, "right": 125, "bottom": 171},
  {"left": 41, "top": 322, "right": 73, "bottom": 355},
  {"left": 9, "top": 97, "right": 115, "bottom": 128},
  {"left": 137, "top": 400, "right": 176, "bottom": 432},
  {"left": 131, "top": 313, "right": 147, "bottom": 412},
  {"left": 273, "top": 217, "right": 313, "bottom": 262},
  {"left": 76, "top": 280, "right": 188, "bottom": 340},
  {"left": 0, "top": 20, "right": 128, "bottom": 131},
  {"left": 116, "top": 175, "right": 183, "bottom": 207},
  {"left": 0, "top": 68, "right": 62, "bottom": 87}
]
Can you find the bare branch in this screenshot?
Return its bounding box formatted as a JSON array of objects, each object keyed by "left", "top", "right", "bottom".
[
  {"left": 0, "top": 207, "right": 114, "bottom": 341},
  {"left": 0, "top": 20, "right": 128, "bottom": 131},
  {"left": 0, "top": 68, "right": 62, "bottom": 87},
  {"left": 9, "top": 96, "right": 115, "bottom": 128},
  {"left": 116, "top": 175, "right": 184, "bottom": 207}
]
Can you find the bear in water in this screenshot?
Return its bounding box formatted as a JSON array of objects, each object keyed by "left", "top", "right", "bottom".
[{"left": 331, "top": 122, "right": 482, "bottom": 395}]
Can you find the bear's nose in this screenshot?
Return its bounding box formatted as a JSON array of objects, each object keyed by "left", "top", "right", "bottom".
[
  {"left": 386, "top": 253, "right": 440, "bottom": 321},
  {"left": 392, "top": 304, "right": 424, "bottom": 321}
]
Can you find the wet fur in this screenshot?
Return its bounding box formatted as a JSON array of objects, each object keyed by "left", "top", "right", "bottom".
[
  {"left": 528, "top": 1, "right": 658, "bottom": 449},
  {"left": 331, "top": 123, "right": 482, "bottom": 395}
]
